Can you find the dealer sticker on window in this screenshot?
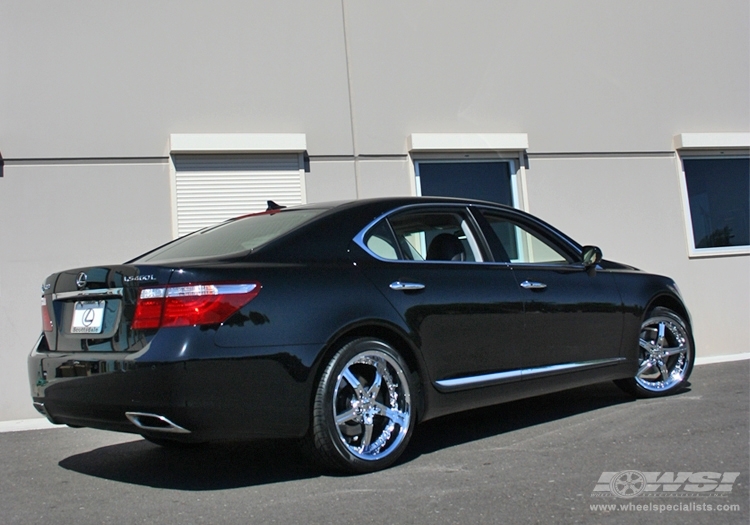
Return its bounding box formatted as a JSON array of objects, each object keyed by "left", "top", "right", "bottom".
[{"left": 71, "top": 301, "right": 105, "bottom": 334}]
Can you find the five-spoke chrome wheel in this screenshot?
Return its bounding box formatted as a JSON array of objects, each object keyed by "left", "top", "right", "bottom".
[
  {"left": 308, "top": 338, "right": 415, "bottom": 473},
  {"left": 616, "top": 307, "right": 694, "bottom": 397}
]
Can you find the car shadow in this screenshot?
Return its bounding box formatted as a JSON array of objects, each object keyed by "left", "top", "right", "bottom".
[
  {"left": 58, "top": 381, "right": 688, "bottom": 490},
  {"left": 402, "top": 380, "right": 642, "bottom": 461}
]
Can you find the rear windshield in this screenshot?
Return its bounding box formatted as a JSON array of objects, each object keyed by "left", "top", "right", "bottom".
[{"left": 134, "top": 209, "right": 324, "bottom": 262}]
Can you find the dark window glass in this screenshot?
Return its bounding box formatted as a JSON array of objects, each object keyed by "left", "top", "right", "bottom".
[
  {"left": 417, "top": 161, "right": 513, "bottom": 205},
  {"left": 683, "top": 157, "right": 749, "bottom": 249},
  {"left": 481, "top": 212, "right": 569, "bottom": 264},
  {"left": 363, "top": 220, "right": 400, "bottom": 260},
  {"left": 135, "top": 209, "right": 324, "bottom": 262},
  {"left": 386, "top": 210, "right": 483, "bottom": 262}
]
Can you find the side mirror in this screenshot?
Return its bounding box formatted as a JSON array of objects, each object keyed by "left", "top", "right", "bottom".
[{"left": 581, "top": 245, "right": 603, "bottom": 268}]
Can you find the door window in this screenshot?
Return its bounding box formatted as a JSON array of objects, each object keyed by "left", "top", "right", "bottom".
[
  {"left": 361, "top": 208, "right": 485, "bottom": 262},
  {"left": 481, "top": 213, "right": 570, "bottom": 264}
]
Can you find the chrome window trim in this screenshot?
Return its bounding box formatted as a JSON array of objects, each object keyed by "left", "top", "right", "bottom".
[
  {"left": 473, "top": 204, "right": 582, "bottom": 263},
  {"left": 434, "top": 357, "right": 627, "bottom": 392},
  {"left": 353, "top": 203, "right": 499, "bottom": 264}
]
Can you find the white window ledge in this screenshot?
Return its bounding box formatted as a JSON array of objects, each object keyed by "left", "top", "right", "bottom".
[
  {"left": 170, "top": 133, "right": 307, "bottom": 153},
  {"left": 408, "top": 133, "right": 528, "bottom": 152},
  {"left": 674, "top": 133, "right": 750, "bottom": 150}
]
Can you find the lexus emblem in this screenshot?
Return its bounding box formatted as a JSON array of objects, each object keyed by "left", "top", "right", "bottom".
[
  {"left": 82, "top": 308, "right": 95, "bottom": 327},
  {"left": 76, "top": 272, "right": 88, "bottom": 289}
]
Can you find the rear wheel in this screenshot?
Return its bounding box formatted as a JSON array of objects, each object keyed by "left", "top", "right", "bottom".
[
  {"left": 615, "top": 307, "right": 694, "bottom": 397},
  {"left": 306, "top": 338, "right": 415, "bottom": 473}
]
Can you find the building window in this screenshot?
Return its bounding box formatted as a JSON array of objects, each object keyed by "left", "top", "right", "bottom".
[
  {"left": 169, "top": 134, "right": 306, "bottom": 238},
  {"left": 415, "top": 159, "right": 516, "bottom": 206},
  {"left": 408, "top": 133, "right": 529, "bottom": 209},
  {"left": 675, "top": 133, "right": 750, "bottom": 257},
  {"left": 683, "top": 157, "right": 749, "bottom": 250}
]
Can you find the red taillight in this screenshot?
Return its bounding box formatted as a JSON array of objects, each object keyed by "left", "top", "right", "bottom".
[
  {"left": 132, "top": 283, "right": 260, "bottom": 330},
  {"left": 41, "top": 297, "right": 53, "bottom": 332}
]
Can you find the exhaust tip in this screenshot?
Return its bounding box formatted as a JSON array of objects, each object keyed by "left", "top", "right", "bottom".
[{"left": 125, "top": 412, "right": 190, "bottom": 434}]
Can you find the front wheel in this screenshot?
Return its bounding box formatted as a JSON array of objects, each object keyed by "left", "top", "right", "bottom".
[
  {"left": 306, "top": 338, "right": 415, "bottom": 473},
  {"left": 615, "top": 307, "right": 694, "bottom": 397}
]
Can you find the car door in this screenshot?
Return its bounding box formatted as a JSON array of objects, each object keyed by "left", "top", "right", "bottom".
[
  {"left": 353, "top": 205, "right": 526, "bottom": 384},
  {"left": 475, "top": 208, "right": 625, "bottom": 370}
]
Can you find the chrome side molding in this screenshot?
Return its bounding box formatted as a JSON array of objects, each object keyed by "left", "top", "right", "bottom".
[
  {"left": 125, "top": 412, "right": 190, "bottom": 434},
  {"left": 435, "top": 357, "right": 627, "bottom": 392}
]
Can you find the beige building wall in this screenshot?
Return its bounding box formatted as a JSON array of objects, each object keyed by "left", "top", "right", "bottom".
[
  {"left": 525, "top": 155, "right": 750, "bottom": 359},
  {"left": 1, "top": 0, "right": 747, "bottom": 421}
]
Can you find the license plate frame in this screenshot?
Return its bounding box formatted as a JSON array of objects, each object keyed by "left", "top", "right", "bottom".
[{"left": 70, "top": 300, "right": 106, "bottom": 334}]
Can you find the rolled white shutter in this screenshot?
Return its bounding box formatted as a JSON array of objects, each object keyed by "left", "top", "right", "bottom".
[{"left": 171, "top": 153, "right": 305, "bottom": 237}]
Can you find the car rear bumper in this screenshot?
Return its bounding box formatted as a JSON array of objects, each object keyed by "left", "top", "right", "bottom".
[{"left": 28, "top": 337, "right": 317, "bottom": 442}]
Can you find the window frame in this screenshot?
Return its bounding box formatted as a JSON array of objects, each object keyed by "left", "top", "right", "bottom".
[
  {"left": 675, "top": 139, "right": 750, "bottom": 258},
  {"left": 413, "top": 156, "right": 521, "bottom": 209},
  {"left": 407, "top": 133, "right": 530, "bottom": 211},
  {"left": 472, "top": 206, "right": 582, "bottom": 266},
  {"left": 168, "top": 133, "right": 307, "bottom": 239},
  {"left": 355, "top": 204, "right": 493, "bottom": 264}
]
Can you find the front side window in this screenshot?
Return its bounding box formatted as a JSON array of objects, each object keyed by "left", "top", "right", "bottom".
[
  {"left": 682, "top": 156, "right": 749, "bottom": 253},
  {"left": 481, "top": 212, "right": 570, "bottom": 264}
]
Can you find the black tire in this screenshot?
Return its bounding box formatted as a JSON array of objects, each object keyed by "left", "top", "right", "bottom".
[
  {"left": 306, "top": 338, "right": 415, "bottom": 474},
  {"left": 614, "top": 306, "right": 695, "bottom": 398}
]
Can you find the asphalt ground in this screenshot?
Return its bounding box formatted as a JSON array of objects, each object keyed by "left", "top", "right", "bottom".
[{"left": 1, "top": 360, "right": 747, "bottom": 525}]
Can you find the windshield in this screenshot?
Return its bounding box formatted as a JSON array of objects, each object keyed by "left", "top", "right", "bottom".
[{"left": 134, "top": 209, "right": 325, "bottom": 262}]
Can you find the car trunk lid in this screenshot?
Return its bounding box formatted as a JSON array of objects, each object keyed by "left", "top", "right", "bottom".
[{"left": 42, "top": 265, "right": 172, "bottom": 352}]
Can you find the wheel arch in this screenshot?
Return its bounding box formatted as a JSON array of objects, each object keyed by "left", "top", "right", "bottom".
[
  {"left": 311, "top": 320, "right": 428, "bottom": 424},
  {"left": 645, "top": 293, "right": 692, "bottom": 330}
]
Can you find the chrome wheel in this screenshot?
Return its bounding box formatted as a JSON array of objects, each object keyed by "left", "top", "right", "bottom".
[
  {"left": 614, "top": 306, "right": 694, "bottom": 397},
  {"left": 636, "top": 310, "right": 692, "bottom": 392},
  {"left": 308, "top": 338, "right": 415, "bottom": 473},
  {"left": 332, "top": 349, "right": 411, "bottom": 461}
]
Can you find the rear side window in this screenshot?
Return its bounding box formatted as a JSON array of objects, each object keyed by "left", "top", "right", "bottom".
[
  {"left": 363, "top": 220, "right": 400, "bottom": 260},
  {"left": 135, "top": 209, "right": 324, "bottom": 262},
  {"left": 361, "top": 208, "right": 485, "bottom": 262}
]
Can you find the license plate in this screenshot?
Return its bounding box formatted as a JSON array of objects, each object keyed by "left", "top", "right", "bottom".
[{"left": 71, "top": 301, "right": 105, "bottom": 334}]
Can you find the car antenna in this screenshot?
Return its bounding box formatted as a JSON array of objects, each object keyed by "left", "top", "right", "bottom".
[{"left": 266, "top": 200, "right": 286, "bottom": 211}]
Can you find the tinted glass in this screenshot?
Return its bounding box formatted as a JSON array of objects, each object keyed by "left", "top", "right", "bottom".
[
  {"left": 387, "top": 210, "right": 483, "bottom": 262},
  {"left": 482, "top": 213, "right": 569, "bottom": 264},
  {"left": 136, "top": 209, "right": 324, "bottom": 262},
  {"left": 684, "top": 157, "right": 749, "bottom": 248},
  {"left": 363, "top": 220, "right": 400, "bottom": 260},
  {"left": 417, "top": 161, "right": 513, "bottom": 205}
]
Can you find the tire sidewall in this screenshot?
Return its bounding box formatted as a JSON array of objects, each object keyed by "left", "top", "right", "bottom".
[
  {"left": 316, "top": 338, "right": 415, "bottom": 473},
  {"left": 633, "top": 307, "right": 695, "bottom": 397}
]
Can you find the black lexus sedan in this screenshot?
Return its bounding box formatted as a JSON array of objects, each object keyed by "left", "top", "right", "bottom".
[{"left": 29, "top": 197, "right": 694, "bottom": 473}]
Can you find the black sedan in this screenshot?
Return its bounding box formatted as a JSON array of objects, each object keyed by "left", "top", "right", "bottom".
[{"left": 29, "top": 197, "right": 694, "bottom": 473}]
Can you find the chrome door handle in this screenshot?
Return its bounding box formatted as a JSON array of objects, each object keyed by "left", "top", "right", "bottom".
[
  {"left": 389, "top": 281, "right": 425, "bottom": 291},
  {"left": 520, "top": 280, "right": 547, "bottom": 290}
]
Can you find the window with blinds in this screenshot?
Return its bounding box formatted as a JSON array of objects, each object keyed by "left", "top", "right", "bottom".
[{"left": 171, "top": 153, "right": 305, "bottom": 237}]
